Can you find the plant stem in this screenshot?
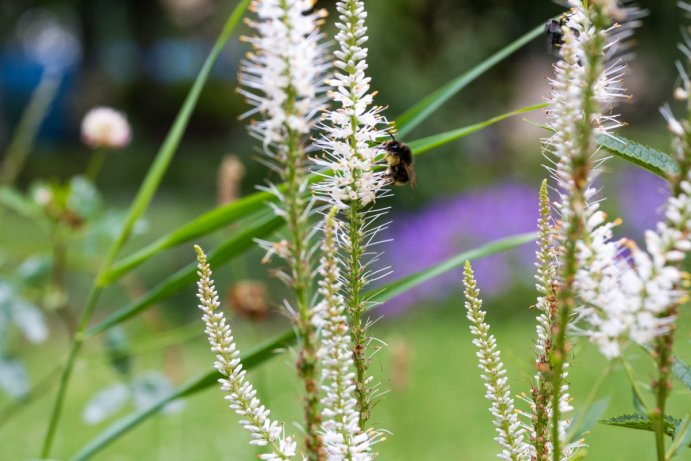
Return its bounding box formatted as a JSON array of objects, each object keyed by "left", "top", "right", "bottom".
[
  {"left": 0, "top": 72, "right": 61, "bottom": 187},
  {"left": 550, "top": 7, "right": 608, "bottom": 460},
  {"left": 284, "top": 126, "right": 321, "bottom": 459},
  {"left": 346, "top": 200, "right": 370, "bottom": 430},
  {"left": 85, "top": 149, "right": 108, "bottom": 183},
  {"left": 40, "top": 286, "right": 103, "bottom": 457},
  {"left": 39, "top": 1, "right": 250, "bottom": 456},
  {"left": 652, "top": 315, "right": 677, "bottom": 461}
]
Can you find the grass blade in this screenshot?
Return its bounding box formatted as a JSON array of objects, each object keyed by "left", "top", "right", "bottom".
[
  {"left": 395, "top": 23, "right": 545, "bottom": 138},
  {"left": 96, "top": 0, "right": 252, "bottom": 275},
  {"left": 71, "top": 232, "right": 535, "bottom": 459},
  {"left": 408, "top": 103, "right": 547, "bottom": 156},
  {"left": 99, "top": 190, "right": 274, "bottom": 285},
  {"left": 85, "top": 212, "right": 283, "bottom": 337}
]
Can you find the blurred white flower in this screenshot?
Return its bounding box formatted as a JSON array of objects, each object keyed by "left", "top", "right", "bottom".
[{"left": 81, "top": 107, "right": 132, "bottom": 149}]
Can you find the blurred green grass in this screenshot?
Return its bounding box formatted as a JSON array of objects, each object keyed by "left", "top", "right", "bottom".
[
  {"left": 1, "top": 188, "right": 690, "bottom": 460},
  {"left": 1, "top": 296, "right": 689, "bottom": 460}
]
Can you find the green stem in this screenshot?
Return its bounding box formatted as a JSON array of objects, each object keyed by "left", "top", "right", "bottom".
[
  {"left": 340, "top": 0, "right": 374, "bottom": 432},
  {"left": 41, "top": 286, "right": 103, "bottom": 457},
  {"left": 0, "top": 72, "right": 61, "bottom": 187},
  {"left": 652, "top": 324, "right": 676, "bottom": 461},
  {"left": 51, "top": 227, "right": 76, "bottom": 337},
  {"left": 621, "top": 358, "right": 651, "bottom": 413},
  {"left": 39, "top": 1, "right": 250, "bottom": 455},
  {"left": 284, "top": 127, "right": 321, "bottom": 459},
  {"left": 346, "top": 201, "right": 369, "bottom": 430},
  {"left": 550, "top": 8, "right": 608, "bottom": 460},
  {"left": 85, "top": 149, "right": 108, "bottom": 183}
]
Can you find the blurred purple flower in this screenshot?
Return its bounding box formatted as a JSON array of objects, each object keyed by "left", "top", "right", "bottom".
[
  {"left": 378, "top": 183, "right": 540, "bottom": 316},
  {"left": 614, "top": 166, "right": 669, "bottom": 242}
]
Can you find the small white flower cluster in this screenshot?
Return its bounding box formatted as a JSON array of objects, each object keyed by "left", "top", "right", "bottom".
[
  {"left": 316, "top": 208, "right": 376, "bottom": 461},
  {"left": 312, "top": 0, "right": 390, "bottom": 208},
  {"left": 543, "top": 1, "right": 690, "bottom": 360},
  {"left": 544, "top": 0, "right": 656, "bottom": 361},
  {"left": 239, "top": 0, "right": 328, "bottom": 150},
  {"left": 195, "top": 246, "right": 298, "bottom": 461},
  {"left": 81, "top": 106, "right": 132, "bottom": 149},
  {"left": 463, "top": 262, "right": 529, "bottom": 461},
  {"left": 574, "top": 171, "right": 691, "bottom": 359}
]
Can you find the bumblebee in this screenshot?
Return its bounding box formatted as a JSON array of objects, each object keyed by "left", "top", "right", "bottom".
[
  {"left": 381, "top": 133, "right": 415, "bottom": 187},
  {"left": 545, "top": 11, "right": 577, "bottom": 56}
]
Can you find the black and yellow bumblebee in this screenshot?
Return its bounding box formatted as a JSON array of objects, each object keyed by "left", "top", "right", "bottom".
[
  {"left": 545, "top": 10, "right": 577, "bottom": 56},
  {"left": 381, "top": 132, "right": 415, "bottom": 187}
]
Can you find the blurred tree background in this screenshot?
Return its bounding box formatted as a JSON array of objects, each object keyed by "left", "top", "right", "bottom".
[{"left": 1, "top": 1, "right": 690, "bottom": 460}]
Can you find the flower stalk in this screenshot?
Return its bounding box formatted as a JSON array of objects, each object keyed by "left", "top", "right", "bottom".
[
  {"left": 463, "top": 261, "right": 529, "bottom": 461},
  {"left": 542, "top": 2, "right": 624, "bottom": 458},
  {"left": 238, "top": 1, "right": 329, "bottom": 457},
  {"left": 316, "top": 207, "right": 377, "bottom": 460},
  {"left": 195, "top": 246, "right": 298, "bottom": 461},
  {"left": 313, "top": 0, "right": 390, "bottom": 430}
]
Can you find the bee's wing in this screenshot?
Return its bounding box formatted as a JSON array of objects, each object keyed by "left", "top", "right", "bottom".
[{"left": 405, "top": 163, "right": 416, "bottom": 188}]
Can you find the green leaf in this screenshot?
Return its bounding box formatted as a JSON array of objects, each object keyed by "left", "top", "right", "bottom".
[
  {"left": 595, "top": 133, "right": 678, "bottom": 179},
  {"left": 569, "top": 397, "right": 610, "bottom": 443},
  {"left": 632, "top": 385, "right": 647, "bottom": 415},
  {"left": 99, "top": 190, "right": 274, "bottom": 285},
  {"left": 668, "top": 416, "right": 691, "bottom": 459},
  {"left": 0, "top": 186, "right": 45, "bottom": 224},
  {"left": 368, "top": 232, "right": 536, "bottom": 304},
  {"left": 71, "top": 232, "right": 535, "bottom": 459},
  {"left": 395, "top": 23, "right": 545, "bottom": 138},
  {"left": 408, "top": 103, "right": 548, "bottom": 156},
  {"left": 672, "top": 356, "right": 691, "bottom": 391},
  {"left": 84, "top": 212, "right": 283, "bottom": 337},
  {"left": 600, "top": 414, "right": 680, "bottom": 437}
]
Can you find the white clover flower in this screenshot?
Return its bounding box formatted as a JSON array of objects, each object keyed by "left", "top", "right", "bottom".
[
  {"left": 80, "top": 106, "right": 132, "bottom": 149},
  {"left": 194, "top": 246, "right": 298, "bottom": 460},
  {"left": 315, "top": 208, "right": 377, "bottom": 461},
  {"left": 463, "top": 262, "right": 530, "bottom": 461},
  {"left": 312, "top": 0, "right": 390, "bottom": 208}
]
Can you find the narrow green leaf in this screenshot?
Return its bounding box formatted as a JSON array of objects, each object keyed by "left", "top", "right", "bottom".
[
  {"left": 672, "top": 356, "right": 691, "bottom": 391},
  {"left": 368, "top": 232, "right": 536, "bottom": 303},
  {"left": 668, "top": 416, "right": 691, "bottom": 459},
  {"left": 100, "top": 190, "right": 274, "bottom": 285},
  {"left": 600, "top": 414, "right": 680, "bottom": 437},
  {"left": 85, "top": 212, "right": 283, "bottom": 337},
  {"left": 396, "top": 23, "right": 545, "bottom": 137},
  {"left": 632, "top": 385, "right": 647, "bottom": 415},
  {"left": 94, "top": 0, "right": 251, "bottom": 277},
  {"left": 569, "top": 397, "right": 610, "bottom": 443},
  {"left": 71, "top": 232, "right": 535, "bottom": 459},
  {"left": 408, "top": 103, "right": 548, "bottom": 156},
  {"left": 595, "top": 133, "right": 678, "bottom": 179}
]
